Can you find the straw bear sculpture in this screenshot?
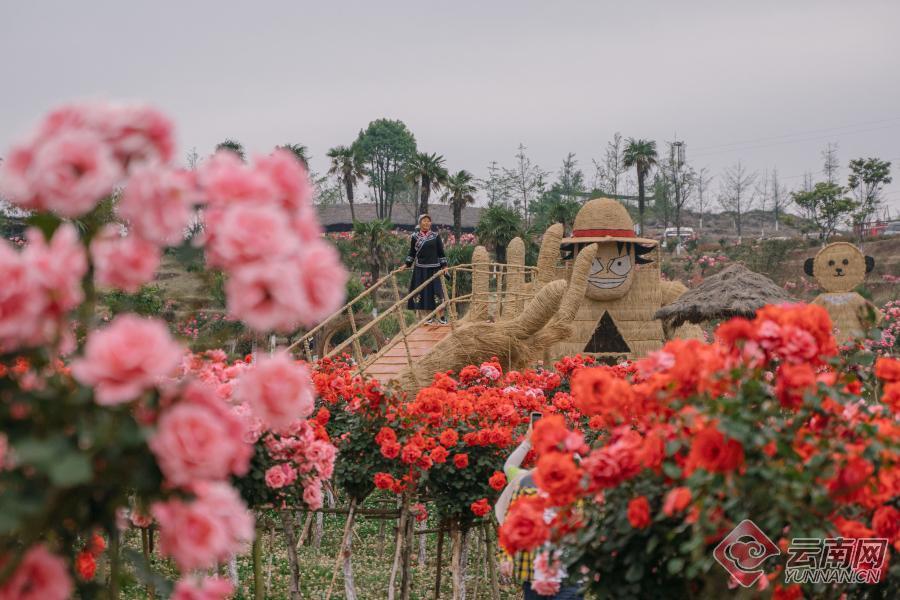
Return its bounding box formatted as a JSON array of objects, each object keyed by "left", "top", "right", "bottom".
[
  {"left": 805, "top": 242, "right": 882, "bottom": 343},
  {"left": 397, "top": 198, "right": 702, "bottom": 392}
]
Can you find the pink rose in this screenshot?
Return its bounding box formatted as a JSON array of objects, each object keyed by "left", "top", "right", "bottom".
[
  {"left": 91, "top": 226, "right": 161, "bottom": 293},
  {"left": 152, "top": 482, "right": 253, "bottom": 571},
  {"left": 197, "top": 151, "right": 277, "bottom": 207},
  {"left": 225, "top": 259, "right": 303, "bottom": 332},
  {"left": 294, "top": 241, "right": 348, "bottom": 326},
  {"left": 23, "top": 224, "right": 87, "bottom": 315},
  {"left": 264, "top": 464, "right": 289, "bottom": 489},
  {"left": 304, "top": 439, "right": 337, "bottom": 479},
  {"left": 150, "top": 382, "right": 252, "bottom": 486},
  {"left": 0, "top": 544, "right": 73, "bottom": 600},
  {"left": 253, "top": 149, "right": 314, "bottom": 220},
  {"left": 171, "top": 576, "right": 234, "bottom": 600},
  {"left": 0, "top": 243, "right": 46, "bottom": 352},
  {"left": 119, "top": 164, "right": 194, "bottom": 245},
  {"left": 130, "top": 509, "right": 153, "bottom": 529},
  {"left": 206, "top": 203, "right": 297, "bottom": 269},
  {"left": 238, "top": 351, "right": 315, "bottom": 429},
  {"left": 303, "top": 481, "right": 323, "bottom": 510},
  {"left": 101, "top": 103, "right": 175, "bottom": 168},
  {"left": 71, "top": 315, "right": 183, "bottom": 405},
  {"left": 28, "top": 128, "right": 121, "bottom": 217}
]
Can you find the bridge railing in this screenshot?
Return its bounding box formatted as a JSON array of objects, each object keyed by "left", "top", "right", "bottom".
[{"left": 286, "top": 261, "right": 538, "bottom": 377}]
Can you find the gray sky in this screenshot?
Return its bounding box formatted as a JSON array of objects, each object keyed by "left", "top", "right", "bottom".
[{"left": 2, "top": 0, "right": 899, "bottom": 214}]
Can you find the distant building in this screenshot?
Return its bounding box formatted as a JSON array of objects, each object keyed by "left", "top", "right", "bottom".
[{"left": 316, "top": 203, "right": 484, "bottom": 232}]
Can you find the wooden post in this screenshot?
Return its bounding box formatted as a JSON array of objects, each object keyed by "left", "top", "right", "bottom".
[
  {"left": 346, "top": 308, "right": 365, "bottom": 365},
  {"left": 387, "top": 494, "right": 410, "bottom": 600},
  {"left": 279, "top": 510, "right": 301, "bottom": 599},
  {"left": 252, "top": 523, "right": 264, "bottom": 600},
  {"left": 401, "top": 506, "right": 415, "bottom": 600},
  {"left": 433, "top": 521, "right": 445, "bottom": 600},
  {"left": 484, "top": 523, "right": 501, "bottom": 600},
  {"left": 390, "top": 274, "right": 415, "bottom": 371},
  {"left": 141, "top": 528, "right": 154, "bottom": 599},
  {"left": 325, "top": 498, "right": 358, "bottom": 600},
  {"left": 109, "top": 527, "right": 120, "bottom": 600}
]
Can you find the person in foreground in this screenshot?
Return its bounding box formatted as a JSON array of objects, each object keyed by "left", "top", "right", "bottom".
[
  {"left": 496, "top": 417, "right": 584, "bottom": 599},
  {"left": 404, "top": 214, "right": 448, "bottom": 324}
]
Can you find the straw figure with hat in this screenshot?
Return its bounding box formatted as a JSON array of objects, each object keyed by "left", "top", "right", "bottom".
[
  {"left": 805, "top": 242, "right": 882, "bottom": 343},
  {"left": 397, "top": 197, "right": 700, "bottom": 392}
]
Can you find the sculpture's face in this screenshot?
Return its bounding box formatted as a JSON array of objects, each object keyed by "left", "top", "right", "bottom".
[
  {"left": 586, "top": 242, "right": 636, "bottom": 301},
  {"left": 812, "top": 243, "right": 866, "bottom": 293}
]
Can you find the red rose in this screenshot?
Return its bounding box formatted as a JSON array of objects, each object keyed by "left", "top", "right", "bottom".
[
  {"left": 453, "top": 453, "right": 469, "bottom": 469},
  {"left": 374, "top": 472, "right": 394, "bottom": 490},
  {"left": 883, "top": 382, "right": 900, "bottom": 413},
  {"left": 772, "top": 584, "right": 803, "bottom": 600},
  {"left": 531, "top": 414, "right": 568, "bottom": 455},
  {"left": 533, "top": 452, "right": 582, "bottom": 506},
  {"left": 662, "top": 487, "right": 692, "bottom": 517},
  {"left": 828, "top": 456, "right": 873, "bottom": 499},
  {"left": 875, "top": 357, "right": 900, "bottom": 383},
  {"left": 75, "top": 550, "right": 96, "bottom": 581},
  {"left": 439, "top": 428, "right": 459, "bottom": 447},
  {"left": 571, "top": 367, "right": 634, "bottom": 420},
  {"left": 470, "top": 498, "right": 491, "bottom": 517},
  {"left": 498, "top": 496, "right": 549, "bottom": 553},
  {"left": 88, "top": 533, "right": 106, "bottom": 555},
  {"left": 488, "top": 471, "right": 507, "bottom": 491},
  {"left": 375, "top": 426, "right": 397, "bottom": 445},
  {"left": 775, "top": 363, "right": 817, "bottom": 409},
  {"left": 626, "top": 496, "right": 651, "bottom": 529},
  {"left": 686, "top": 425, "right": 744, "bottom": 474},
  {"left": 872, "top": 506, "right": 900, "bottom": 541},
  {"left": 380, "top": 441, "right": 400, "bottom": 459},
  {"left": 315, "top": 407, "right": 331, "bottom": 426},
  {"left": 430, "top": 445, "right": 449, "bottom": 464},
  {"left": 401, "top": 443, "right": 423, "bottom": 464}
]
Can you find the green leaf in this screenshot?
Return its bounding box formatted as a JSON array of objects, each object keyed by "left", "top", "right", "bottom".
[
  {"left": 662, "top": 462, "right": 682, "bottom": 479},
  {"left": 48, "top": 452, "right": 93, "bottom": 486},
  {"left": 667, "top": 557, "right": 685, "bottom": 575}
]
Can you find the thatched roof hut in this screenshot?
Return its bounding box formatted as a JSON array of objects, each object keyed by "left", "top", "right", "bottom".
[{"left": 655, "top": 263, "right": 797, "bottom": 328}]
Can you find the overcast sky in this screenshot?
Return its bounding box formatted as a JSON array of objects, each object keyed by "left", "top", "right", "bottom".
[{"left": 2, "top": 0, "right": 899, "bottom": 213}]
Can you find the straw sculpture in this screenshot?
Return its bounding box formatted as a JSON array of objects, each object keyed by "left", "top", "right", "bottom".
[
  {"left": 396, "top": 245, "right": 598, "bottom": 392},
  {"left": 805, "top": 242, "right": 883, "bottom": 342},
  {"left": 396, "top": 197, "right": 704, "bottom": 393},
  {"left": 654, "top": 263, "right": 798, "bottom": 331}
]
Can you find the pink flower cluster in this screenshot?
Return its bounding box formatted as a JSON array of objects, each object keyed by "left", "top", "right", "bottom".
[
  {"left": 152, "top": 482, "right": 254, "bottom": 571},
  {"left": 238, "top": 351, "right": 315, "bottom": 430},
  {"left": 532, "top": 549, "right": 566, "bottom": 596},
  {"left": 0, "top": 544, "right": 72, "bottom": 600},
  {"left": 199, "top": 150, "right": 347, "bottom": 332},
  {"left": 262, "top": 418, "right": 336, "bottom": 510},
  {"left": 0, "top": 224, "right": 86, "bottom": 352}
]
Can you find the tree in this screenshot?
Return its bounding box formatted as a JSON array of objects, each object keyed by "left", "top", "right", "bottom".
[
  {"left": 530, "top": 191, "right": 580, "bottom": 235},
  {"left": 695, "top": 167, "right": 713, "bottom": 232},
  {"left": 848, "top": 157, "right": 892, "bottom": 232},
  {"left": 352, "top": 219, "right": 395, "bottom": 281},
  {"left": 556, "top": 153, "right": 585, "bottom": 201},
  {"left": 718, "top": 162, "right": 758, "bottom": 241},
  {"left": 792, "top": 182, "right": 856, "bottom": 242},
  {"left": 354, "top": 119, "right": 417, "bottom": 220},
  {"left": 478, "top": 161, "right": 510, "bottom": 207},
  {"left": 327, "top": 145, "right": 365, "bottom": 223},
  {"left": 822, "top": 142, "right": 840, "bottom": 185},
  {"left": 503, "top": 143, "right": 546, "bottom": 224},
  {"left": 216, "top": 139, "right": 245, "bottom": 161},
  {"left": 622, "top": 138, "right": 658, "bottom": 234},
  {"left": 475, "top": 204, "right": 523, "bottom": 263},
  {"left": 592, "top": 132, "right": 625, "bottom": 196},
  {"left": 279, "top": 143, "right": 310, "bottom": 168},
  {"left": 769, "top": 167, "right": 789, "bottom": 232},
  {"left": 405, "top": 152, "right": 448, "bottom": 216},
  {"left": 442, "top": 170, "right": 478, "bottom": 243}
]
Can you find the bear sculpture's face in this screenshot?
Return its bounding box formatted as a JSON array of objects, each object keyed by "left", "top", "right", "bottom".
[
  {"left": 585, "top": 242, "right": 636, "bottom": 301},
  {"left": 805, "top": 242, "right": 873, "bottom": 293}
]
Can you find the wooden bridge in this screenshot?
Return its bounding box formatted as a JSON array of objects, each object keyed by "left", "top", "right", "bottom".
[{"left": 287, "top": 252, "right": 539, "bottom": 387}]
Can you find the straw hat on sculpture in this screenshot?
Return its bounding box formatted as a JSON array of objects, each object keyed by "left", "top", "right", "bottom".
[
  {"left": 397, "top": 198, "right": 702, "bottom": 392},
  {"left": 805, "top": 242, "right": 882, "bottom": 342}
]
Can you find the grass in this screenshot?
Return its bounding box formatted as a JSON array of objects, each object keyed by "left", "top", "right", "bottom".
[{"left": 117, "top": 493, "right": 525, "bottom": 600}]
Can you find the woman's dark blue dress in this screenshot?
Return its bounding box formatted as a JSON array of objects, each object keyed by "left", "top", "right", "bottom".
[{"left": 405, "top": 230, "right": 447, "bottom": 310}]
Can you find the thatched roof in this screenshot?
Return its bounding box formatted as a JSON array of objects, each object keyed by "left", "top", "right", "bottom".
[{"left": 655, "top": 263, "right": 798, "bottom": 327}]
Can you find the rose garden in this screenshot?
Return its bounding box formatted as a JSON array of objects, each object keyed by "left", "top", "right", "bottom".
[{"left": 0, "top": 102, "right": 897, "bottom": 600}]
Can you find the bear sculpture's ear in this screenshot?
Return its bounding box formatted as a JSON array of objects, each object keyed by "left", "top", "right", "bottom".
[
  {"left": 865, "top": 255, "right": 875, "bottom": 273},
  {"left": 804, "top": 257, "right": 815, "bottom": 277}
]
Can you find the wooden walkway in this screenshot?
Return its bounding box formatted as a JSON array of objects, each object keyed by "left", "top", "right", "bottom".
[{"left": 363, "top": 324, "right": 452, "bottom": 385}]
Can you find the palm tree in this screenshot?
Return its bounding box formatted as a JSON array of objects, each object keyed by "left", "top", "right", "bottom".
[
  {"left": 442, "top": 170, "right": 478, "bottom": 243},
  {"left": 215, "top": 139, "right": 245, "bottom": 162},
  {"left": 327, "top": 145, "right": 365, "bottom": 223},
  {"left": 352, "top": 219, "right": 394, "bottom": 280},
  {"left": 475, "top": 204, "right": 523, "bottom": 263},
  {"left": 279, "top": 143, "right": 310, "bottom": 168},
  {"left": 405, "top": 152, "right": 449, "bottom": 215},
  {"left": 622, "top": 138, "right": 658, "bottom": 234}
]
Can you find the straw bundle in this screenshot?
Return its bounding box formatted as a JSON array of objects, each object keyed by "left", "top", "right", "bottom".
[
  {"left": 501, "top": 237, "right": 526, "bottom": 320},
  {"left": 465, "top": 246, "right": 491, "bottom": 322}
]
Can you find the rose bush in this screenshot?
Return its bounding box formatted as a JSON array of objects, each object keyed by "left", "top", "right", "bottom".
[{"left": 0, "top": 101, "right": 345, "bottom": 598}]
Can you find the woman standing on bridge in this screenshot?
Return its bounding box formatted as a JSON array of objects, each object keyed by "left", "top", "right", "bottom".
[{"left": 404, "top": 214, "right": 448, "bottom": 324}]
